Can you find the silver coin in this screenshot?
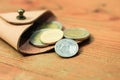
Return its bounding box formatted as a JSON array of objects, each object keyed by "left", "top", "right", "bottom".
[{"left": 55, "top": 39, "right": 79, "bottom": 57}]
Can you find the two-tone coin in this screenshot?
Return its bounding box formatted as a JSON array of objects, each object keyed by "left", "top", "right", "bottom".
[
  {"left": 40, "top": 29, "right": 63, "bottom": 44},
  {"left": 40, "top": 21, "right": 63, "bottom": 30},
  {"left": 55, "top": 39, "right": 79, "bottom": 57},
  {"left": 29, "top": 29, "right": 48, "bottom": 47},
  {"left": 64, "top": 28, "right": 90, "bottom": 40}
]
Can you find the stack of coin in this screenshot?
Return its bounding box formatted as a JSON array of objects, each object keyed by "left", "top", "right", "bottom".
[
  {"left": 54, "top": 28, "right": 90, "bottom": 57},
  {"left": 29, "top": 21, "right": 63, "bottom": 47},
  {"left": 29, "top": 20, "right": 90, "bottom": 58}
]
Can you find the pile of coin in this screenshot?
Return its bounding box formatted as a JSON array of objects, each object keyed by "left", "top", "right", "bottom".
[
  {"left": 29, "top": 21, "right": 90, "bottom": 58},
  {"left": 29, "top": 21, "right": 63, "bottom": 47}
]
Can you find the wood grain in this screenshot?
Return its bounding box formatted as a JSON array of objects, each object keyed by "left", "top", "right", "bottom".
[{"left": 0, "top": 0, "right": 120, "bottom": 80}]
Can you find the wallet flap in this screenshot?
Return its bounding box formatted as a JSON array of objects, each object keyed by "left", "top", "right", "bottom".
[{"left": 0, "top": 10, "right": 48, "bottom": 25}]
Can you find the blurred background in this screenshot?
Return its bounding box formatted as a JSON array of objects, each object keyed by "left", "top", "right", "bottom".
[{"left": 0, "top": 0, "right": 120, "bottom": 21}]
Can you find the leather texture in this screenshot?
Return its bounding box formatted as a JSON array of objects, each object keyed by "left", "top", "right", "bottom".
[{"left": 0, "top": 10, "right": 56, "bottom": 54}]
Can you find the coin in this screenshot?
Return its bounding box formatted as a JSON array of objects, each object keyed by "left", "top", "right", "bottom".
[
  {"left": 54, "top": 39, "right": 79, "bottom": 57},
  {"left": 40, "top": 29, "right": 63, "bottom": 44},
  {"left": 40, "top": 21, "right": 63, "bottom": 29},
  {"left": 64, "top": 28, "right": 90, "bottom": 40},
  {"left": 29, "top": 29, "right": 48, "bottom": 47}
]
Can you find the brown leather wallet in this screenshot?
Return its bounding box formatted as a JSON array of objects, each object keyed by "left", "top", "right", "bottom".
[{"left": 0, "top": 10, "right": 56, "bottom": 54}]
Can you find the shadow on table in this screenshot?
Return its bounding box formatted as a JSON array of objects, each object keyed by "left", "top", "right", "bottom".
[{"left": 22, "top": 35, "right": 94, "bottom": 58}]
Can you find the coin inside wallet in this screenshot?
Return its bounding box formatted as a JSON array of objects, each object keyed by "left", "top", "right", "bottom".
[{"left": 18, "top": 11, "right": 57, "bottom": 54}]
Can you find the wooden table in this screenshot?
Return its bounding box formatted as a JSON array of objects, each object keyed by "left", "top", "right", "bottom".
[{"left": 0, "top": 0, "right": 120, "bottom": 80}]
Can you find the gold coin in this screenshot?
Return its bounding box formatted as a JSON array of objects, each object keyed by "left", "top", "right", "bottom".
[
  {"left": 40, "top": 21, "right": 63, "bottom": 29},
  {"left": 29, "top": 29, "right": 48, "bottom": 47},
  {"left": 40, "top": 29, "right": 63, "bottom": 44},
  {"left": 64, "top": 28, "right": 90, "bottom": 40}
]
